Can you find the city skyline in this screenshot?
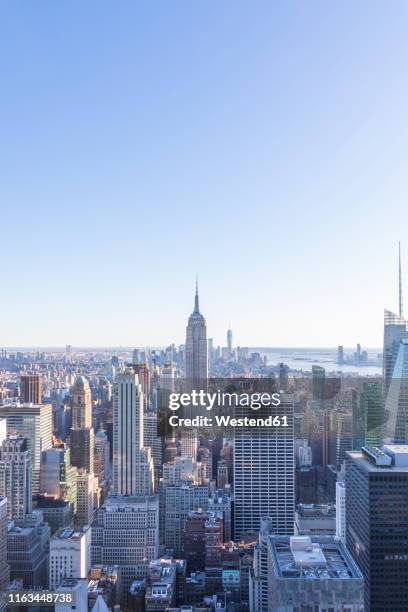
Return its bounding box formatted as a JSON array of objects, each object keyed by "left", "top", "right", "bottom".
[
  {"left": 2, "top": 2, "right": 408, "bottom": 347},
  {"left": 2, "top": 3, "right": 408, "bottom": 609}
]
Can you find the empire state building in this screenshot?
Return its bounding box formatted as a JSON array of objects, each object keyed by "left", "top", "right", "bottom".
[{"left": 185, "top": 282, "right": 208, "bottom": 390}]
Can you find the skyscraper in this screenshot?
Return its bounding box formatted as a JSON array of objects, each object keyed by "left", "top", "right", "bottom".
[
  {"left": 0, "top": 436, "right": 32, "bottom": 519},
  {"left": 40, "top": 446, "right": 78, "bottom": 512},
  {"left": 112, "top": 368, "right": 154, "bottom": 495},
  {"left": 0, "top": 403, "right": 52, "bottom": 495},
  {"left": 180, "top": 427, "right": 198, "bottom": 460},
  {"left": 383, "top": 244, "right": 408, "bottom": 394},
  {"left": 361, "top": 381, "right": 383, "bottom": 446},
  {"left": 185, "top": 281, "right": 207, "bottom": 391},
  {"left": 0, "top": 498, "right": 9, "bottom": 591},
  {"left": 261, "top": 535, "right": 363, "bottom": 612},
  {"left": 20, "top": 374, "right": 42, "bottom": 404},
  {"left": 94, "top": 430, "right": 110, "bottom": 485},
  {"left": 70, "top": 376, "right": 94, "bottom": 473},
  {"left": 227, "top": 328, "right": 233, "bottom": 353},
  {"left": 76, "top": 469, "right": 96, "bottom": 528},
  {"left": 383, "top": 338, "right": 408, "bottom": 443},
  {"left": 233, "top": 393, "right": 295, "bottom": 539},
  {"left": 346, "top": 445, "right": 408, "bottom": 611}
]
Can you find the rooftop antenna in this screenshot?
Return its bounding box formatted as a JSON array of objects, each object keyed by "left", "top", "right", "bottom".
[
  {"left": 399, "top": 241, "right": 403, "bottom": 318},
  {"left": 194, "top": 275, "right": 199, "bottom": 313}
]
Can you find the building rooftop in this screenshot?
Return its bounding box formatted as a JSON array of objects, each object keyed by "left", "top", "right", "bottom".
[
  {"left": 269, "top": 536, "right": 362, "bottom": 580},
  {"left": 348, "top": 445, "right": 408, "bottom": 472},
  {"left": 53, "top": 527, "right": 84, "bottom": 540},
  {"left": 101, "top": 493, "right": 158, "bottom": 511},
  {"left": 36, "top": 497, "right": 69, "bottom": 508}
]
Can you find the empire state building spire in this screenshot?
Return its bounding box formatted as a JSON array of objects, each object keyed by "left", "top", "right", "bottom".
[{"left": 194, "top": 276, "right": 200, "bottom": 314}]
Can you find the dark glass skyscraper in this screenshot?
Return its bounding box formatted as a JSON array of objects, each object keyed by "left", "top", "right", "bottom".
[{"left": 346, "top": 445, "right": 408, "bottom": 611}]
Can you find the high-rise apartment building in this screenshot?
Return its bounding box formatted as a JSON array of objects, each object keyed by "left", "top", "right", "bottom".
[
  {"left": 185, "top": 283, "right": 207, "bottom": 391},
  {"left": 113, "top": 368, "right": 154, "bottom": 495},
  {"left": 346, "top": 445, "right": 408, "bottom": 611},
  {"left": 234, "top": 393, "right": 295, "bottom": 539},
  {"left": 0, "top": 403, "right": 52, "bottom": 494},
  {"left": 0, "top": 436, "right": 32, "bottom": 519},
  {"left": 70, "top": 376, "right": 94, "bottom": 473},
  {"left": 20, "top": 374, "right": 42, "bottom": 404}
]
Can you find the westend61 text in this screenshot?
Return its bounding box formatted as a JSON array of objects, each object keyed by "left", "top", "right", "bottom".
[{"left": 168, "top": 414, "right": 289, "bottom": 427}]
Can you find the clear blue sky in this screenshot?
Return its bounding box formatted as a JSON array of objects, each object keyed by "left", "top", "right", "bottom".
[{"left": 1, "top": 1, "right": 408, "bottom": 348}]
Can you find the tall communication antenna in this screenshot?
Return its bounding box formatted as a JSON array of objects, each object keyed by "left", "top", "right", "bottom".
[{"left": 399, "top": 241, "right": 403, "bottom": 318}]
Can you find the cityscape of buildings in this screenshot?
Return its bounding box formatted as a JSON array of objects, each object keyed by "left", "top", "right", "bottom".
[{"left": 0, "top": 258, "right": 406, "bottom": 611}]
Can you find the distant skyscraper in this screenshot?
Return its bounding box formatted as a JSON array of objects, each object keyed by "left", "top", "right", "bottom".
[
  {"left": 143, "top": 411, "right": 162, "bottom": 487},
  {"left": 346, "top": 445, "right": 408, "bottom": 611},
  {"left": 180, "top": 428, "right": 198, "bottom": 460},
  {"left": 383, "top": 310, "right": 408, "bottom": 395},
  {"left": 234, "top": 393, "right": 295, "bottom": 539},
  {"left": 112, "top": 369, "right": 154, "bottom": 495},
  {"left": 383, "top": 244, "right": 408, "bottom": 394},
  {"left": 227, "top": 328, "right": 233, "bottom": 353},
  {"left": 0, "top": 436, "right": 32, "bottom": 520},
  {"left": 65, "top": 345, "right": 72, "bottom": 364},
  {"left": 337, "top": 345, "right": 344, "bottom": 365},
  {"left": 331, "top": 410, "right": 353, "bottom": 469},
  {"left": 0, "top": 403, "right": 52, "bottom": 495},
  {"left": 361, "top": 382, "right": 383, "bottom": 446},
  {"left": 20, "top": 374, "right": 42, "bottom": 404},
  {"left": 383, "top": 338, "right": 408, "bottom": 443},
  {"left": 94, "top": 430, "right": 110, "bottom": 485},
  {"left": 40, "top": 446, "right": 77, "bottom": 512},
  {"left": 312, "top": 365, "right": 326, "bottom": 411},
  {"left": 70, "top": 376, "right": 94, "bottom": 473},
  {"left": 76, "top": 469, "right": 96, "bottom": 528},
  {"left": 185, "top": 281, "right": 207, "bottom": 390}
]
